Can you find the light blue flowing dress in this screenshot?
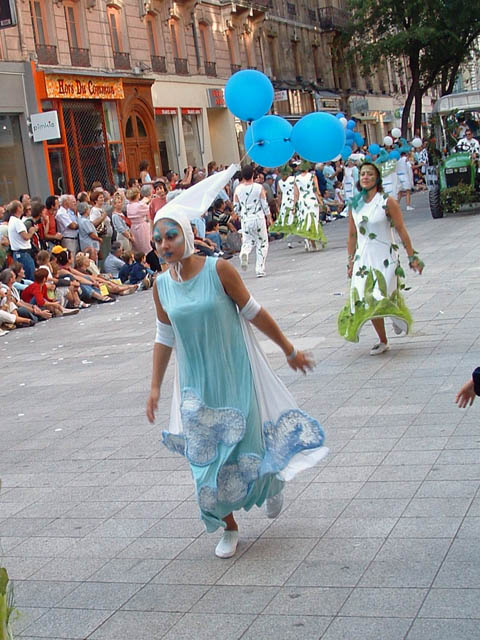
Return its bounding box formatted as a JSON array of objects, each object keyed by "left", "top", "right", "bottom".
[{"left": 156, "top": 256, "right": 325, "bottom": 532}]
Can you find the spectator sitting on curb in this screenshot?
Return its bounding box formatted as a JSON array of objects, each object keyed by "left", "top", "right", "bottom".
[
  {"left": 54, "top": 248, "right": 115, "bottom": 304},
  {"left": 126, "top": 251, "right": 152, "bottom": 289},
  {"left": 118, "top": 251, "right": 134, "bottom": 284},
  {"left": 0, "top": 269, "right": 51, "bottom": 325},
  {"left": 74, "top": 253, "right": 137, "bottom": 296},
  {"left": 11, "top": 262, "right": 32, "bottom": 293},
  {"left": 103, "top": 242, "right": 126, "bottom": 278},
  {"left": 21, "top": 268, "right": 79, "bottom": 317},
  {"left": 36, "top": 249, "right": 83, "bottom": 309}
]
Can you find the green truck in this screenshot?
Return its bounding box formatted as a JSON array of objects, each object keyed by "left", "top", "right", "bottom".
[{"left": 428, "top": 91, "right": 480, "bottom": 218}]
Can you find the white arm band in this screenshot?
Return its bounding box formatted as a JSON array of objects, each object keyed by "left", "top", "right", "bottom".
[
  {"left": 155, "top": 319, "right": 175, "bottom": 347},
  {"left": 240, "top": 296, "right": 261, "bottom": 321}
]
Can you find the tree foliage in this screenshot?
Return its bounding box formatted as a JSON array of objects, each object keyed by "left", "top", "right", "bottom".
[{"left": 344, "top": 0, "right": 480, "bottom": 135}]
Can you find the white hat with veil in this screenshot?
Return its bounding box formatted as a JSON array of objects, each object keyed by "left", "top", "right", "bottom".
[{"left": 153, "top": 164, "right": 239, "bottom": 271}]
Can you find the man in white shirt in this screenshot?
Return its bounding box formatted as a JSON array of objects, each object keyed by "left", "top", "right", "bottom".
[
  {"left": 7, "top": 200, "right": 38, "bottom": 280},
  {"left": 56, "top": 194, "right": 79, "bottom": 255},
  {"left": 233, "top": 165, "right": 271, "bottom": 277},
  {"left": 456, "top": 129, "right": 480, "bottom": 155}
]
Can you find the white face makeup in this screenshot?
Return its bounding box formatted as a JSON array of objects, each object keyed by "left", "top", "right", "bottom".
[{"left": 153, "top": 219, "right": 185, "bottom": 262}]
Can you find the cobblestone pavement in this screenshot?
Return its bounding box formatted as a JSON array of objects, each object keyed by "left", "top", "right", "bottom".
[{"left": 2, "top": 192, "right": 480, "bottom": 640}]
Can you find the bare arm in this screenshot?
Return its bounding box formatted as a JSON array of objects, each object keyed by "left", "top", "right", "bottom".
[
  {"left": 217, "top": 260, "right": 313, "bottom": 373},
  {"left": 146, "top": 283, "right": 173, "bottom": 423},
  {"left": 346, "top": 209, "right": 356, "bottom": 278},
  {"left": 386, "top": 196, "right": 423, "bottom": 273},
  {"left": 312, "top": 174, "right": 323, "bottom": 205}
]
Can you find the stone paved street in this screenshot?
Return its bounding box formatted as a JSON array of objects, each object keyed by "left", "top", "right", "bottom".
[{"left": 2, "top": 191, "right": 480, "bottom": 639}]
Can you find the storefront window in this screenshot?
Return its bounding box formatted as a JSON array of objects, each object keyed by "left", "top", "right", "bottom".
[
  {"left": 48, "top": 148, "right": 67, "bottom": 195},
  {"left": 182, "top": 113, "right": 202, "bottom": 169},
  {"left": 103, "top": 101, "right": 124, "bottom": 187},
  {"left": 156, "top": 114, "right": 179, "bottom": 174},
  {"left": 0, "top": 115, "right": 28, "bottom": 205},
  {"left": 103, "top": 101, "right": 121, "bottom": 141}
]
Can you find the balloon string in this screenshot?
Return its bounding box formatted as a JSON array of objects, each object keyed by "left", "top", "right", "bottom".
[{"left": 240, "top": 142, "right": 256, "bottom": 164}]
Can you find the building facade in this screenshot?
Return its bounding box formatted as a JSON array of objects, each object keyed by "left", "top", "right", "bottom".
[{"left": 0, "top": 0, "right": 437, "bottom": 204}]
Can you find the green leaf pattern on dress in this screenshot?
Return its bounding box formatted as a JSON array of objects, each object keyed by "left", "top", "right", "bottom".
[{"left": 338, "top": 192, "right": 413, "bottom": 343}]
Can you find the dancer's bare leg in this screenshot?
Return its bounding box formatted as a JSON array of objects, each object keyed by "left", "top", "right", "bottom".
[
  {"left": 223, "top": 513, "right": 238, "bottom": 531},
  {"left": 371, "top": 318, "right": 387, "bottom": 344}
]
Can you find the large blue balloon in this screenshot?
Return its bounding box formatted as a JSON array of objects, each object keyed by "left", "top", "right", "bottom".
[
  {"left": 368, "top": 143, "right": 380, "bottom": 155},
  {"left": 354, "top": 132, "right": 364, "bottom": 147},
  {"left": 244, "top": 115, "right": 294, "bottom": 167},
  {"left": 291, "top": 112, "right": 345, "bottom": 163},
  {"left": 225, "top": 70, "right": 274, "bottom": 122},
  {"left": 341, "top": 145, "right": 352, "bottom": 160},
  {"left": 389, "top": 150, "right": 400, "bottom": 160},
  {"left": 347, "top": 119, "right": 356, "bottom": 130}
]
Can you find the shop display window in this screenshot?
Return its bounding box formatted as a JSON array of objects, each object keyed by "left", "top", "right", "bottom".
[{"left": 0, "top": 115, "right": 28, "bottom": 204}]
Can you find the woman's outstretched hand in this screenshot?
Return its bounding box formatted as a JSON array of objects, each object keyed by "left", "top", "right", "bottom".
[
  {"left": 456, "top": 379, "right": 476, "bottom": 408},
  {"left": 287, "top": 350, "right": 315, "bottom": 374},
  {"left": 409, "top": 258, "right": 424, "bottom": 274},
  {"left": 146, "top": 389, "right": 160, "bottom": 423}
]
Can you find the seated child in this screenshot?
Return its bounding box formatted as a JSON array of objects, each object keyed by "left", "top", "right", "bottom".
[
  {"left": 21, "top": 268, "right": 78, "bottom": 317},
  {"left": 119, "top": 252, "right": 134, "bottom": 284},
  {"left": 127, "top": 251, "right": 153, "bottom": 289},
  {"left": 205, "top": 220, "right": 222, "bottom": 252}
]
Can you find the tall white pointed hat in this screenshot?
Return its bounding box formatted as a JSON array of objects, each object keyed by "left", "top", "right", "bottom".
[{"left": 154, "top": 164, "right": 239, "bottom": 225}]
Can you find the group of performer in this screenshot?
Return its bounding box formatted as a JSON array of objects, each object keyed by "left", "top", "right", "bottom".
[{"left": 144, "top": 156, "right": 433, "bottom": 560}]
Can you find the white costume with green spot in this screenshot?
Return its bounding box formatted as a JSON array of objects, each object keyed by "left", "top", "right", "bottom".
[{"left": 338, "top": 191, "right": 412, "bottom": 342}]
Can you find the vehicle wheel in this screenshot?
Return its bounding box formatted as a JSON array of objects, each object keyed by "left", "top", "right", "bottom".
[{"left": 429, "top": 186, "right": 443, "bottom": 219}]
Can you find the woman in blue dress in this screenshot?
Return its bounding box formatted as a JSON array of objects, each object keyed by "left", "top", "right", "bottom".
[{"left": 146, "top": 168, "right": 327, "bottom": 559}]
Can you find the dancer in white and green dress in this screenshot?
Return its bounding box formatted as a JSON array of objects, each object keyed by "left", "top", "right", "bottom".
[
  {"left": 271, "top": 165, "right": 298, "bottom": 235},
  {"left": 147, "top": 166, "right": 328, "bottom": 559},
  {"left": 338, "top": 161, "right": 424, "bottom": 354},
  {"left": 294, "top": 163, "right": 327, "bottom": 251}
]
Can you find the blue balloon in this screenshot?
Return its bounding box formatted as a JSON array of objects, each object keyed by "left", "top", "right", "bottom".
[
  {"left": 346, "top": 129, "right": 354, "bottom": 141},
  {"left": 341, "top": 145, "right": 352, "bottom": 160},
  {"left": 225, "top": 70, "right": 274, "bottom": 122},
  {"left": 244, "top": 115, "right": 294, "bottom": 167},
  {"left": 389, "top": 150, "right": 400, "bottom": 160},
  {"left": 291, "top": 112, "right": 345, "bottom": 163},
  {"left": 365, "top": 155, "right": 373, "bottom": 162},
  {"left": 354, "top": 132, "right": 364, "bottom": 147},
  {"left": 336, "top": 112, "right": 345, "bottom": 119},
  {"left": 368, "top": 143, "right": 380, "bottom": 155},
  {"left": 347, "top": 119, "right": 356, "bottom": 130},
  {"left": 378, "top": 149, "right": 389, "bottom": 163}
]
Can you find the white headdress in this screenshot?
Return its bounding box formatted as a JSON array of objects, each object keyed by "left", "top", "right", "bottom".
[{"left": 154, "top": 164, "right": 239, "bottom": 279}]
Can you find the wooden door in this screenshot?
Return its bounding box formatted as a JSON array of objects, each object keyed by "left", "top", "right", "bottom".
[{"left": 124, "top": 112, "right": 155, "bottom": 181}]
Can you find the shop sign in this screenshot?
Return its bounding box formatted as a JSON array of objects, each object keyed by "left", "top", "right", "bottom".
[
  {"left": 155, "top": 108, "right": 177, "bottom": 115},
  {"left": 181, "top": 108, "right": 202, "bottom": 115},
  {"left": 207, "top": 88, "right": 226, "bottom": 108},
  {"left": 349, "top": 97, "right": 369, "bottom": 113},
  {"left": 30, "top": 110, "right": 60, "bottom": 142},
  {"left": 274, "top": 90, "right": 288, "bottom": 102},
  {"left": 45, "top": 74, "right": 124, "bottom": 100}
]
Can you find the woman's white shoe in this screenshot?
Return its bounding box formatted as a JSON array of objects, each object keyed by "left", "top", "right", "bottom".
[
  {"left": 215, "top": 530, "right": 239, "bottom": 558},
  {"left": 370, "top": 342, "right": 389, "bottom": 356}
]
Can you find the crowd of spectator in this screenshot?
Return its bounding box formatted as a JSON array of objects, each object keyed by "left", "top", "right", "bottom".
[{"left": 0, "top": 140, "right": 433, "bottom": 336}]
